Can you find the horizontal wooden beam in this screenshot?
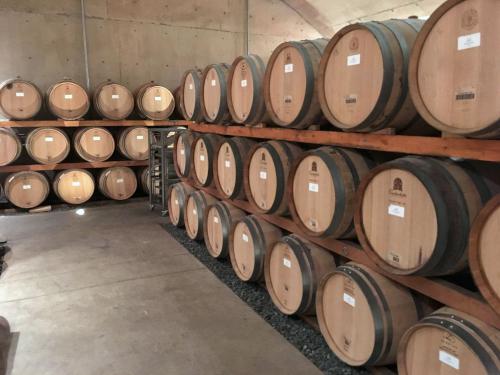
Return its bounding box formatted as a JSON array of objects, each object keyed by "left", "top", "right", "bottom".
[
  {"left": 0, "top": 119, "right": 192, "bottom": 128},
  {"left": 0, "top": 160, "right": 148, "bottom": 173}
]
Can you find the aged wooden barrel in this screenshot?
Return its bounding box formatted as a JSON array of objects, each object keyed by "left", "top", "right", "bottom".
[
  {"left": 318, "top": 19, "right": 433, "bottom": 134},
  {"left": 289, "top": 147, "right": 374, "bottom": 239},
  {"left": 409, "top": 0, "right": 500, "bottom": 138},
  {"left": 117, "top": 127, "right": 149, "bottom": 161},
  {"left": 98, "top": 167, "right": 137, "bottom": 200},
  {"left": 227, "top": 55, "right": 269, "bottom": 125},
  {"left": 179, "top": 69, "right": 204, "bottom": 122},
  {"left": 213, "top": 137, "right": 256, "bottom": 199},
  {"left": 230, "top": 215, "right": 283, "bottom": 282},
  {"left": 93, "top": 80, "right": 134, "bottom": 120},
  {"left": 203, "top": 201, "right": 245, "bottom": 259},
  {"left": 201, "top": 63, "right": 231, "bottom": 124},
  {"left": 244, "top": 140, "right": 303, "bottom": 215},
  {"left": 469, "top": 194, "right": 500, "bottom": 313},
  {"left": 74, "top": 127, "right": 115, "bottom": 162},
  {"left": 25, "top": 127, "right": 70, "bottom": 164},
  {"left": 0, "top": 128, "right": 22, "bottom": 166},
  {"left": 173, "top": 130, "right": 195, "bottom": 178},
  {"left": 397, "top": 307, "right": 500, "bottom": 375},
  {"left": 46, "top": 80, "right": 90, "bottom": 120},
  {"left": 264, "top": 234, "right": 336, "bottom": 315},
  {"left": 0, "top": 78, "right": 42, "bottom": 120},
  {"left": 53, "top": 169, "right": 95, "bottom": 204},
  {"left": 4, "top": 171, "right": 49, "bottom": 209},
  {"left": 138, "top": 167, "right": 149, "bottom": 194},
  {"left": 263, "top": 39, "right": 328, "bottom": 129},
  {"left": 355, "top": 156, "right": 491, "bottom": 276},
  {"left": 191, "top": 133, "right": 224, "bottom": 187},
  {"left": 167, "top": 182, "right": 195, "bottom": 227},
  {"left": 135, "top": 82, "right": 175, "bottom": 120},
  {"left": 184, "top": 190, "right": 218, "bottom": 241},
  {"left": 317, "top": 262, "right": 431, "bottom": 366}
]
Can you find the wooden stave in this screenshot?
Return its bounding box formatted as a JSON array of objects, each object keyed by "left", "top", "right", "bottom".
[
  {"left": 200, "top": 63, "right": 231, "bottom": 124},
  {"left": 0, "top": 78, "right": 43, "bottom": 120},
  {"left": 203, "top": 200, "right": 246, "bottom": 259},
  {"left": 53, "top": 168, "right": 95, "bottom": 204},
  {"left": 355, "top": 156, "right": 491, "bottom": 276},
  {"left": 408, "top": 0, "right": 500, "bottom": 139},
  {"left": 0, "top": 127, "right": 22, "bottom": 166},
  {"left": 117, "top": 127, "right": 149, "bottom": 161},
  {"left": 288, "top": 146, "right": 374, "bottom": 239},
  {"left": 397, "top": 307, "right": 500, "bottom": 375},
  {"left": 98, "top": 167, "right": 137, "bottom": 201},
  {"left": 263, "top": 39, "right": 328, "bottom": 129},
  {"left": 179, "top": 69, "right": 204, "bottom": 122},
  {"left": 173, "top": 130, "right": 195, "bottom": 178},
  {"left": 4, "top": 171, "right": 50, "bottom": 209},
  {"left": 134, "top": 81, "right": 175, "bottom": 121},
  {"left": 137, "top": 167, "right": 150, "bottom": 194},
  {"left": 213, "top": 137, "right": 257, "bottom": 200},
  {"left": 73, "top": 127, "right": 116, "bottom": 162},
  {"left": 25, "top": 127, "right": 70, "bottom": 164},
  {"left": 184, "top": 190, "right": 219, "bottom": 241},
  {"left": 92, "top": 80, "right": 134, "bottom": 120},
  {"left": 167, "top": 182, "right": 195, "bottom": 227},
  {"left": 46, "top": 80, "right": 90, "bottom": 120},
  {"left": 190, "top": 133, "right": 225, "bottom": 188}
]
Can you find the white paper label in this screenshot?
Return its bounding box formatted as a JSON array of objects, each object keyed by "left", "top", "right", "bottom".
[
  {"left": 174, "top": 199, "right": 178, "bottom": 205},
  {"left": 200, "top": 155, "right": 205, "bottom": 161},
  {"left": 225, "top": 160, "right": 230, "bottom": 168},
  {"left": 16, "top": 92, "right": 25, "bottom": 97},
  {"left": 111, "top": 94, "right": 120, "bottom": 99},
  {"left": 284, "top": 63, "right": 294, "bottom": 73},
  {"left": 439, "top": 351, "right": 460, "bottom": 370},
  {"left": 213, "top": 216, "right": 219, "bottom": 223},
  {"left": 242, "top": 233, "right": 249, "bottom": 242},
  {"left": 347, "top": 54, "right": 361, "bottom": 66},
  {"left": 44, "top": 136, "right": 54, "bottom": 142},
  {"left": 283, "top": 258, "right": 292, "bottom": 268},
  {"left": 241, "top": 79, "right": 247, "bottom": 87},
  {"left": 116, "top": 178, "right": 124, "bottom": 183},
  {"left": 192, "top": 209, "right": 197, "bottom": 215},
  {"left": 92, "top": 136, "right": 101, "bottom": 141},
  {"left": 64, "top": 94, "right": 73, "bottom": 99},
  {"left": 308, "top": 182, "right": 319, "bottom": 192},
  {"left": 388, "top": 204, "right": 405, "bottom": 218},
  {"left": 180, "top": 149, "right": 185, "bottom": 155},
  {"left": 22, "top": 184, "right": 32, "bottom": 190},
  {"left": 72, "top": 181, "right": 81, "bottom": 187},
  {"left": 154, "top": 96, "right": 162, "bottom": 101},
  {"left": 458, "top": 32, "right": 480, "bottom": 51},
  {"left": 136, "top": 135, "right": 144, "bottom": 140},
  {"left": 259, "top": 171, "right": 267, "bottom": 180},
  {"left": 343, "top": 293, "right": 356, "bottom": 307},
  {"left": 189, "top": 84, "right": 193, "bottom": 90},
  {"left": 211, "top": 79, "right": 216, "bottom": 86}
]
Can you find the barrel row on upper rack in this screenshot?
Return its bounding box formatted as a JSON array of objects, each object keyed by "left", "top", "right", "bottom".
[{"left": 176, "top": 0, "right": 498, "bottom": 138}]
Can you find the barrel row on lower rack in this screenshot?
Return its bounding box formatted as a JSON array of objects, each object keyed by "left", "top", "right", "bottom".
[{"left": 166, "top": 181, "right": 500, "bottom": 374}]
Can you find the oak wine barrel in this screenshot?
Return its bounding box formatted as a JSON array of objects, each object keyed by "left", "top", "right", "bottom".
[
  {"left": 0, "top": 78, "right": 42, "bottom": 120},
  {"left": 317, "top": 262, "right": 432, "bottom": 366},
  {"left": 191, "top": 133, "right": 224, "bottom": 187},
  {"left": 289, "top": 147, "right": 374, "bottom": 239},
  {"left": 203, "top": 201, "right": 246, "bottom": 259},
  {"left": 184, "top": 190, "right": 218, "bottom": 241},
  {"left": 138, "top": 167, "right": 150, "bottom": 194},
  {"left": 397, "top": 307, "right": 500, "bottom": 375},
  {"left": 53, "top": 169, "right": 95, "bottom": 204},
  {"left": 4, "top": 171, "right": 49, "bottom": 209},
  {"left": 213, "top": 137, "right": 256, "bottom": 199},
  {"left": 227, "top": 55, "right": 269, "bottom": 125},
  {"left": 173, "top": 130, "right": 195, "bottom": 178},
  {"left": 409, "top": 0, "right": 500, "bottom": 138},
  {"left": 73, "top": 127, "right": 115, "bottom": 162},
  {"left": 201, "top": 63, "right": 231, "bottom": 124},
  {"left": 179, "top": 69, "right": 204, "bottom": 122},
  {"left": 46, "top": 80, "right": 90, "bottom": 120},
  {"left": 0, "top": 128, "right": 22, "bottom": 166},
  {"left": 167, "top": 182, "right": 195, "bottom": 227},
  {"left": 117, "top": 127, "right": 149, "bottom": 161},
  {"left": 244, "top": 140, "right": 303, "bottom": 215},
  {"left": 230, "top": 215, "right": 283, "bottom": 282},
  {"left": 98, "top": 167, "right": 137, "bottom": 200},
  {"left": 135, "top": 82, "right": 175, "bottom": 120},
  {"left": 93, "top": 80, "right": 134, "bottom": 120},
  {"left": 264, "top": 234, "right": 336, "bottom": 315},
  {"left": 263, "top": 39, "right": 328, "bottom": 129},
  {"left": 355, "top": 156, "right": 491, "bottom": 276},
  {"left": 25, "top": 127, "right": 70, "bottom": 164}
]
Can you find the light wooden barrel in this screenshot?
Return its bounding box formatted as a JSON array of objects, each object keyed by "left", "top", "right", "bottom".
[
  {"left": 25, "top": 127, "right": 70, "bottom": 164},
  {"left": 201, "top": 63, "right": 231, "bottom": 124},
  {"left": 191, "top": 133, "right": 224, "bottom": 187},
  {"left": 227, "top": 55, "right": 269, "bottom": 125},
  {"left": 173, "top": 130, "right": 195, "bottom": 178},
  {"left": 4, "top": 171, "right": 49, "bottom": 209},
  {"left": 98, "top": 167, "right": 137, "bottom": 200},
  {"left": 46, "top": 80, "right": 90, "bottom": 120},
  {"left": 53, "top": 169, "right": 95, "bottom": 204},
  {"left": 409, "top": 0, "right": 500, "bottom": 138},
  {"left": 135, "top": 82, "right": 175, "bottom": 120},
  {"left": 355, "top": 156, "right": 491, "bottom": 276},
  {"left": 244, "top": 140, "right": 303, "bottom": 215},
  {"left": 213, "top": 137, "right": 256, "bottom": 199},
  {"left": 469, "top": 194, "right": 500, "bottom": 313},
  {"left": 0, "top": 78, "right": 42, "bottom": 120},
  {"left": 138, "top": 167, "right": 149, "bottom": 194},
  {"left": 0, "top": 128, "right": 22, "bottom": 166},
  {"left": 317, "top": 262, "right": 431, "bottom": 366},
  {"left": 264, "top": 234, "right": 336, "bottom": 315},
  {"left": 184, "top": 190, "right": 218, "bottom": 241},
  {"left": 117, "top": 127, "right": 149, "bottom": 161},
  {"left": 74, "top": 127, "right": 115, "bottom": 162},
  {"left": 93, "top": 81, "right": 134, "bottom": 120},
  {"left": 179, "top": 69, "right": 204, "bottom": 122},
  {"left": 289, "top": 147, "right": 374, "bottom": 239},
  {"left": 167, "top": 182, "right": 195, "bottom": 227},
  {"left": 203, "top": 201, "right": 246, "bottom": 259},
  {"left": 397, "top": 307, "right": 500, "bottom": 375},
  {"left": 230, "top": 215, "right": 283, "bottom": 282},
  {"left": 263, "top": 39, "right": 328, "bottom": 129}
]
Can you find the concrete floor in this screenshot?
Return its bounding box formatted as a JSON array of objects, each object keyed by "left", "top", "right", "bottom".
[{"left": 0, "top": 201, "right": 321, "bottom": 375}]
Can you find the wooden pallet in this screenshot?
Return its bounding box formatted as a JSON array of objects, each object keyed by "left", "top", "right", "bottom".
[
  {"left": 0, "top": 160, "right": 148, "bottom": 173},
  {"left": 0, "top": 119, "right": 192, "bottom": 128}
]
